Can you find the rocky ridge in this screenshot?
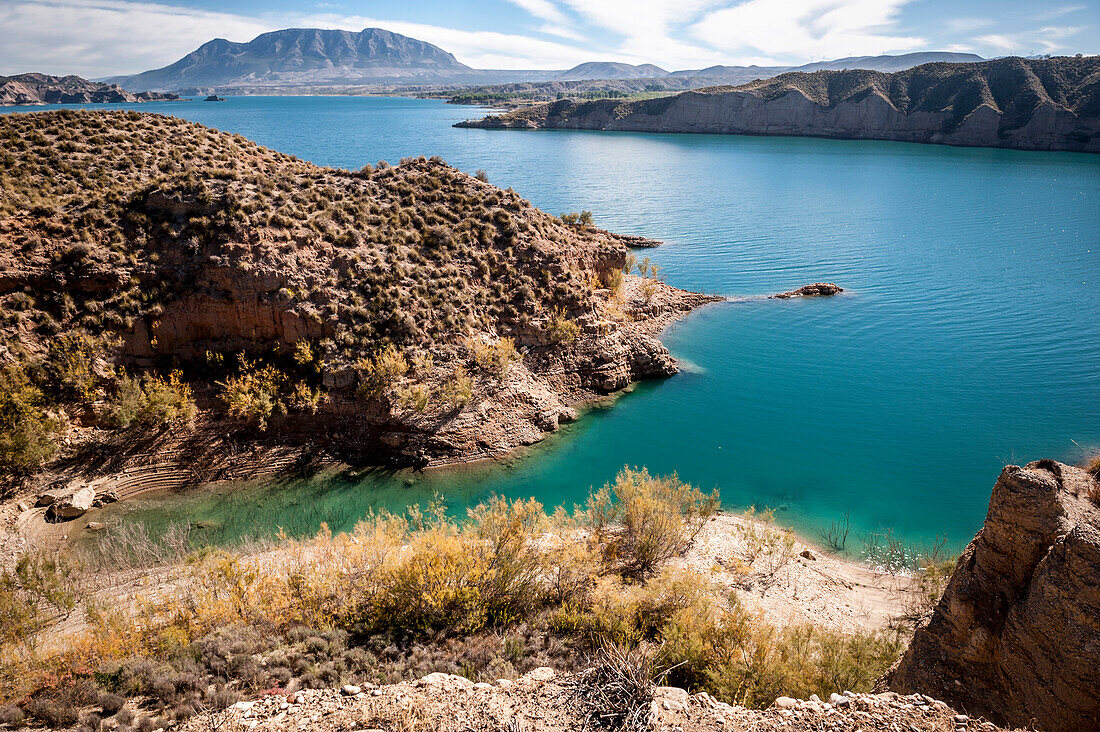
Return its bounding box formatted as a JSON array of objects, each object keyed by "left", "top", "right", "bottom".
[
  {"left": 457, "top": 56, "right": 1100, "bottom": 153},
  {"left": 884, "top": 460, "right": 1100, "bottom": 730},
  {"left": 0, "top": 73, "right": 179, "bottom": 105},
  {"left": 181, "top": 668, "right": 1008, "bottom": 732}
]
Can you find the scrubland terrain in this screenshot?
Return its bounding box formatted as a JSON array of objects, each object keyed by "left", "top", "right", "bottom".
[
  {"left": 0, "top": 109, "right": 715, "bottom": 500},
  {"left": 1, "top": 467, "right": 962, "bottom": 731}
]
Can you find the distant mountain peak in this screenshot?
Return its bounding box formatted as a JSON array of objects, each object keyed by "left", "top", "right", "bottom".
[
  {"left": 555, "top": 62, "right": 670, "bottom": 82},
  {"left": 107, "top": 27, "right": 473, "bottom": 91}
]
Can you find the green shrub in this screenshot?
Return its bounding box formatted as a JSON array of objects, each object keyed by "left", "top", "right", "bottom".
[
  {"left": 42, "top": 333, "right": 105, "bottom": 403},
  {"left": 218, "top": 362, "right": 285, "bottom": 430},
  {"left": 357, "top": 345, "right": 408, "bottom": 399},
  {"left": 105, "top": 371, "right": 195, "bottom": 428},
  {"left": 544, "top": 308, "right": 580, "bottom": 344},
  {"left": 0, "top": 363, "right": 61, "bottom": 478}
]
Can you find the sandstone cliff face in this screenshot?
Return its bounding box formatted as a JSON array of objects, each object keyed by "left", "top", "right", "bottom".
[
  {"left": 459, "top": 57, "right": 1100, "bottom": 153},
  {"left": 884, "top": 460, "right": 1100, "bottom": 731}
]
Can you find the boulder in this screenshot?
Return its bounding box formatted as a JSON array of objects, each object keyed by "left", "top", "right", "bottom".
[
  {"left": 771, "top": 283, "right": 843, "bottom": 299},
  {"left": 46, "top": 485, "right": 96, "bottom": 520},
  {"left": 883, "top": 460, "right": 1100, "bottom": 731}
]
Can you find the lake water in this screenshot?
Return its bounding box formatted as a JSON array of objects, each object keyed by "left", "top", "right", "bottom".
[{"left": 5, "top": 96, "right": 1099, "bottom": 552}]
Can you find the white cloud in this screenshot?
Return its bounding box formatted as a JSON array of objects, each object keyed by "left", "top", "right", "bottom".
[
  {"left": 504, "top": 0, "right": 569, "bottom": 24},
  {"left": 974, "top": 25, "right": 1089, "bottom": 55},
  {"left": 0, "top": 0, "right": 272, "bottom": 77},
  {"left": 946, "top": 17, "right": 995, "bottom": 34},
  {"left": 560, "top": 0, "right": 730, "bottom": 68},
  {"left": 1032, "top": 4, "right": 1085, "bottom": 21},
  {"left": 690, "top": 0, "right": 926, "bottom": 65}
]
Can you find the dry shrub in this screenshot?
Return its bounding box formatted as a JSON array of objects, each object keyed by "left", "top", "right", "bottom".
[
  {"left": 571, "top": 643, "right": 661, "bottom": 731},
  {"left": 1085, "top": 453, "right": 1100, "bottom": 490},
  {"left": 543, "top": 307, "right": 580, "bottom": 344},
  {"left": 218, "top": 361, "right": 285, "bottom": 430},
  {"left": 467, "top": 336, "right": 521, "bottom": 378},
  {"left": 581, "top": 467, "right": 719, "bottom": 578},
  {"left": 657, "top": 593, "right": 904, "bottom": 708},
  {"left": 357, "top": 344, "right": 409, "bottom": 399}
]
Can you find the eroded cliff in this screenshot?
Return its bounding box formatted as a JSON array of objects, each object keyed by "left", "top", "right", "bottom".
[
  {"left": 884, "top": 460, "right": 1100, "bottom": 730},
  {"left": 458, "top": 56, "right": 1100, "bottom": 153}
]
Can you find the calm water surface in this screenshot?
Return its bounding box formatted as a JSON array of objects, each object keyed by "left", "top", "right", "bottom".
[{"left": 5, "top": 97, "right": 1099, "bottom": 550}]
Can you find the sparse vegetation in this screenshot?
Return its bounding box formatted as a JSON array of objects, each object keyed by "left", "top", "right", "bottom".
[
  {"left": 0, "top": 469, "right": 904, "bottom": 726},
  {"left": 0, "top": 110, "right": 643, "bottom": 484},
  {"left": 818, "top": 512, "right": 852, "bottom": 552},
  {"left": 467, "top": 336, "right": 521, "bottom": 378},
  {"left": 543, "top": 307, "right": 581, "bottom": 344}
]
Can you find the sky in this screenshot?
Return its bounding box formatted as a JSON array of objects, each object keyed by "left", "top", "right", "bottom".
[{"left": 1, "top": 0, "right": 1097, "bottom": 78}]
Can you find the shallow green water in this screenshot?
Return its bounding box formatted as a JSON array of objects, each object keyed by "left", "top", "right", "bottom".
[{"left": 5, "top": 96, "right": 1098, "bottom": 550}]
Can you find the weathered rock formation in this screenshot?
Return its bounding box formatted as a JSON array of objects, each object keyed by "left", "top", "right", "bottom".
[
  {"left": 771, "top": 283, "right": 843, "bottom": 299},
  {"left": 0, "top": 73, "right": 179, "bottom": 105},
  {"left": 458, "top": 56, "right": 1100, "bottom": 153},
  {"left": 884, "top": 460, "right": 1100, "bottom": 731}
]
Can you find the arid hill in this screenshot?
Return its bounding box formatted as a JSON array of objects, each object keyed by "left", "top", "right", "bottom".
[
  {"left": 0, "top": 73, "right": 179, "bottom": 105},
  {"left": 0, "top": 110, "right": 713, "bottom": 488},
  {"left": 457, "top": 56, "right": 1100, "bottom": 153}
]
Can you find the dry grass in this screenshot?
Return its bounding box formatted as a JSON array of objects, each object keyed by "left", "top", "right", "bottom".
[{"left": 0, "top": 469, "right": 905, "bottom": 727}]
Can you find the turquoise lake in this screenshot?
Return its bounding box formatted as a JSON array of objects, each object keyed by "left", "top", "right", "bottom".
[{"left": 4, "top": 96, "right": 1099, "bottom": 552}]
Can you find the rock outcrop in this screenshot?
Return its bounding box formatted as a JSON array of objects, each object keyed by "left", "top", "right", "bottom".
[
  {"left": 181, "top": 670, "right": 1008, "bottom": 732},
  {"left": 458, "top": 56, "right": 1100, "bottom": 153},
  {"left": 0, "top": 73, "right": 179, "bottom": 105},
  {"left": 771, "top": 282, "right": 843, "bottom": 299},
  {"left": 884, "top": 460, "right": 1100, "bottom": 731}
]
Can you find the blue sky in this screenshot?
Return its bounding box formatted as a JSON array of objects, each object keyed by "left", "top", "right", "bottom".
[{"left": 1, "top": 0, "right": 1097, "bottom": 77}]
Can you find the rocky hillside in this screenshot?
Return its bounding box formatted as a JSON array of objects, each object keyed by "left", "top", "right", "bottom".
[
  {"left": 0, "top": 73, "right": 178, "bottom": 105},
  {"left": 0, "top": 110, "right": 714, "bottom": 484},
  {"left": 457, "top": 56, "right": 1100, "bottom": 153},
  {"left": 105, "top": 28, "right": 508, "bottom": 91},
  {"left": 885, "top": 460, "right": 1100, "bottom": 730}
]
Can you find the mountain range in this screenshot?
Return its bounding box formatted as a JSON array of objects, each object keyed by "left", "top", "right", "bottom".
[{"left": 104, "top": 27, "right": 986, "bottom": 94}]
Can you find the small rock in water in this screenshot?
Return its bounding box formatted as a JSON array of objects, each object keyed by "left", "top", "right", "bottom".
[{"left": 772, "top": 282, "right": 843, "bottom": 299}]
